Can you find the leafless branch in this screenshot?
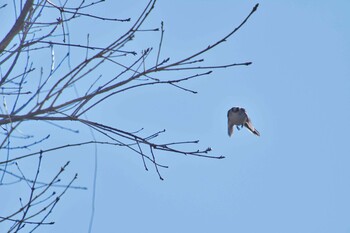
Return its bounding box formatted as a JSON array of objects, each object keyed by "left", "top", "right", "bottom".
[{"left": 0, "top": 0, "right": 259, "bottom": 231}]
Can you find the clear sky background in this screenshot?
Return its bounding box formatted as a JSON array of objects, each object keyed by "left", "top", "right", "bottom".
[{"left": 2, "top": 1, "right": 350, "bottom": 233}]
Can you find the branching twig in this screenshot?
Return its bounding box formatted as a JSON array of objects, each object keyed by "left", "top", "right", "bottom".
[{"left": 0, "top": 1, "right": 259, "bottom": 231}]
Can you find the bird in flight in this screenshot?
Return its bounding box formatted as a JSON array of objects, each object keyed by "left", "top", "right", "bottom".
[{"left": 227, "top": 107, "right": 260, "bottom": 137}]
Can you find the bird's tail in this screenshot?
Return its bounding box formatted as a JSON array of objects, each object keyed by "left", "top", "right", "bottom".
[
  {"left": 244, "top": 121, "right": 260, "bottom": 136},
  {"left": 228, "top": 123, "right": 234, "bottom": 137}
]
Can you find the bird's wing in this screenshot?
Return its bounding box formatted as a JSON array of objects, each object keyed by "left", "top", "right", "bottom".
[
  {"left": 227, "top": 108, "right": 232, "bottom": 118},
  {"left": 244, "top": 118, "right": 260, "bottom": 136}
]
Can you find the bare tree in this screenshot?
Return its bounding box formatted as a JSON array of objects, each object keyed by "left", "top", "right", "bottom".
[{"left": 0, "top": 0, "right": 259, "bottom": 231}]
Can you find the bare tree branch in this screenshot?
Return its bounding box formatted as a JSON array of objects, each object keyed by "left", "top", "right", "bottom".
[
  {"left": 0, "top": 0, "right": 259, "bottom": 231},
  {"left": 0, "top": 0, "right": 34, "bottom": 54}
]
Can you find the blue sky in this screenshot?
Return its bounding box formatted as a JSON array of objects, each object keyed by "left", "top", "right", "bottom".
[{"left": 2, "top": 1, "right": 350, "bottom": 232}]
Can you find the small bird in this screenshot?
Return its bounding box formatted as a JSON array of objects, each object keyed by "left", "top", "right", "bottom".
[{"left": 227, "top": 107, "right": 260, "bottom": 137}]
